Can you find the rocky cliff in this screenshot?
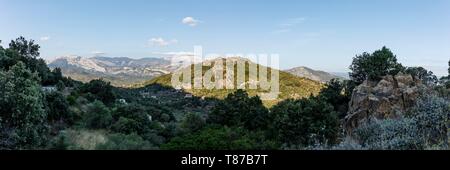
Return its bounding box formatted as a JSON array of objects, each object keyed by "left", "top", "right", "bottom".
[{"left": 344, "top": 73, "right": 428, "bottom": 133}]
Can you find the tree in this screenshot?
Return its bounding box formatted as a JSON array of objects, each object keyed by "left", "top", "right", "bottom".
[
  {"left": 404, "top": 67, "right": 438, "bottom": 86},
  {"left": 8, "top": 36, "right": 40, "bottom": 58},
  {"left": 56, "top": 80, "right": 66, "bottom": 91},
  {"left": 83, "top": 101, "right": 113, "bottom": 129},
  {"left": 271, "top": 97, "right": 340, "bottom": 147},
  {"left": 208, "top": 90, "right": 270, "bottom": 130},
  {"left": 4, "top": 37, "right": 54, "bottom": 85},
  {"left": 80, "top": 79, "right": 116, "bottom": 104},
  {"left": 0, "top": 62, "right": 48, "bottom": 149},
  {"left": 45, "top": 92, "right": 72, "bottom": 124},
  {"left": 318, "top": 79, "right": 353, "bottom": 119},
  {"left": 111, "top": 103, "right": 152, "bottom": 135},
  {"left": 180, "top": 112, "right": 206, "bottom": 133},
  {"left": 349, "top": 46, "right": 404, "bottom": 84},
  {"left": 161, "top": 126, "right": 277, "bottom": 150}
]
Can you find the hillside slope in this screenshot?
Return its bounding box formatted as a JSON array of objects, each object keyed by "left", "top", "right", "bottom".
[
  {"left": 285, "top": 66, "right": 345, "bottom": 83},
  {"left": 142, "top": 58, "right": 324, "bottom": 107}
]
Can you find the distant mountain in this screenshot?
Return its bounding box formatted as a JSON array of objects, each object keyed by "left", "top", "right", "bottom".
[
  {"left": 284, "top": 66, "right": 346, "bottom": 83},
  {"left": 330, "top": 72, "right": 350, "bottom": 80},
  {"left": 145, "top": 57, "right": 324, "bottom": 107},
  {"left": 48, "top": 55, "right": 180, "bottom": 87}
]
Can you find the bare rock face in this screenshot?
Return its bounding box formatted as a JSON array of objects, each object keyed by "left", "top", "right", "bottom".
[{"left": 344, "top": 73, "right": 426, "bottom": 133}]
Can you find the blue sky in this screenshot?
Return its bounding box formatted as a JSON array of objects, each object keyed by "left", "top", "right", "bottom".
[{"left": 1, "top": 0, "right": 449, "bottom": 76}]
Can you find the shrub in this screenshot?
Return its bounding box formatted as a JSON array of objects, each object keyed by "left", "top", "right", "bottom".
[
  {"left": 96, "top": 133, "right": 156, "bottom": 150},
  {"left": 180, "top": 112, "right": 205, "bottom": 133},
  {"left": 161, "top": 126, "right": 278, "bottom": 150},
  {"left": 354, "top": 95, "right": 450, "bottom": 150},
  {"left": 271, "top": 97, "right": 340, "bottom": 147},
  {"left": 208, "top": 90, "right": 270, "bottom": 130},
  {"left": 83, "top": 101, "right": 113, "bottom": 129}
]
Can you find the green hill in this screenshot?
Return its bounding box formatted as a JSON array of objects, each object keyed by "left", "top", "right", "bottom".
[{"left": 139, "top": 57, "right": 324, "bottom": 107}]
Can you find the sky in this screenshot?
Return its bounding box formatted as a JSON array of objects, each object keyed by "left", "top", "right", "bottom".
[{"left": 1, "top": 0, "right": 449, "bottom": 76}]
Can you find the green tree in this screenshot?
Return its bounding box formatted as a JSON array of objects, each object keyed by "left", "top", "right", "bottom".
[
  {"left": 8, "top": 36, "right": 40, "bottom": 58},
  {"left": 56, "top": 80, "right": 66, "bottom": 91},
  {"left": 318, "top": 79, "right": 353, "bottom": 119},
  {"left": 161, "top": 126, "right": 277, "bottom": 150},
  {"left": 45, "top": 92, "right": 72, "bottom": 124},
  {"left": 81, "top": 79, "right": 116, "bottom": 104},
  {"left": 180, "top": 112, "right": 206, "bottom": 133},
  {"left": 83, "top": 101, "right": 113, "bottom": 129},
  {"left": 208, "top": 90, "right": 269, "bottom": 130},
  {"left": 271, "top": 97, "right": 340, "bottom": 147},
  {"left": 404, "top": 67, "right": 438, "bottom": 85},
  {"left": 0, "top": 62, "right": 48, "bottom": 149},
  {"left": 349, "top": 46, "right": 404, "bottom": 84},
  {"left": 111, "top": 103, "right": 152, "bottom": 135}
]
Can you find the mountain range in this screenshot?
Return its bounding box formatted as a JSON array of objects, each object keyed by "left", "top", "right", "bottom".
[
  {"left": 284, "top": 66, "right": 347, "bottom": 83},
  {"left": 48, "top": 56, "right": 346, "bottom": 87},
  {"left": 48, "top": 55, "right": 180, "bottom": 86}
]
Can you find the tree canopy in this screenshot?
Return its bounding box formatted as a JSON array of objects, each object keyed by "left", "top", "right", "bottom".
[{"left": 349, "top": 46, "right": 404, "bottom": 84}]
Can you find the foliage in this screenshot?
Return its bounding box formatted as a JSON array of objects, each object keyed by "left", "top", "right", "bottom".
[
  {"left": 3, "top": 37, "right": 65, "bottom": 85},
  {"left": 271, "top": 96, "right": 340, "bottom": 147},
  {"left": 404, "top": 67, "right": 438, "bottom": 86},
  {"left": 318, "top": 79, "right": 354, "bottom": 119},
  {"left": 349, "top": 46, "right": 404, "bottom": 84},
  {"left": 80, "top": 79, "right": 116, "bottom": 104},
  {"left": 96, "top": 133, "right": 157, "bottom": 150},
  {"left": 56, "top": 80, "right": 66, "bottom": 91},
  {"left": 180, "top": 112, "right": 206, "bottom": 133},
  {"left": 45, "top": 92, "right": 72, "bottom": 124},
  {"left": 161, "top": 126, "right": 278, "bottom": 150},
  {"left": 111, "top": 103, "right": 152, "bottom": 135},
  {"left": 82, "top": 101, "right": 113, "bottom": 129},
  {"left": 48, "top": 129, "right": 107, "bottom": 150},
  {"left": 354, "top": 95, "right": 450, "bottom": 150},
  {"left": 0, "top": 62, "right": 49, "bottom": 149},
  {"left": 208, "top": 90, "right": 270, "bottom": 130}
]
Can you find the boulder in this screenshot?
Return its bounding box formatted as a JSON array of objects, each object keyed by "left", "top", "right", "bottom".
[{"left": 344, "top": 73, "right": 426, "bottom": 133}]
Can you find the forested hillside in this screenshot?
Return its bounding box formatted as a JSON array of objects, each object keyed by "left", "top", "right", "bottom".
[{"left": 1, "top": 37, "right": 449, "bottom": 150}]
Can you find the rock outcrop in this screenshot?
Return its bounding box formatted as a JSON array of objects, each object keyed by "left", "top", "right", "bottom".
[{"left": 344, "top": 73, "right": 427, "bottom": 133}]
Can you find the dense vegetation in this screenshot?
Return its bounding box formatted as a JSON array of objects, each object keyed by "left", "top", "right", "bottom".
[{"left": 1, "top": 37, "right": 449, "bottom": 150}]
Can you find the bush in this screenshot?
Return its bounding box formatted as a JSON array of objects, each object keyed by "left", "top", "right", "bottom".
[
  {"left": 111, "top": 103, "right": 152, "bottom": 135},
  {"left": 208, "top": 90, "right": 270, "bottom": 130},
  {"left": 45, "top": 92, "right": 72, "bottom": 124},
  {"left": 96, "top": 133, "right": 156, "bottom": 150},
  {"left": 0, "top": 62, "right": 49, "bottom": 149},
  {"left": 83, "top": 101, "right": 113, "bottom": 129},
  {"left": 180, "top": 112, "right": 206, "bottom": 133},
  {"left": 354, "top": 95, "right": 450, "bottom": 150},
  {"left": 271, "top": 96, "right": 340, "bottom": 147},
  {"left": 80, "top": 79, "right": 116, "bottom": 104},
  {"left": 161, "top": 126, "right": 278, "bottom": 150}
]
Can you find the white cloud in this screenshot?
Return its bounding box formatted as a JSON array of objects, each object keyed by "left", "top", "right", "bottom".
[
  {"left": 149, "top": 38, "right": 178, "bottom": 46},
  {"left": 40, "top": 36, "right": 50, "bottom": 41},
  {"left": 182, "top": 17, "right": 201, "bottom": 27}
]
